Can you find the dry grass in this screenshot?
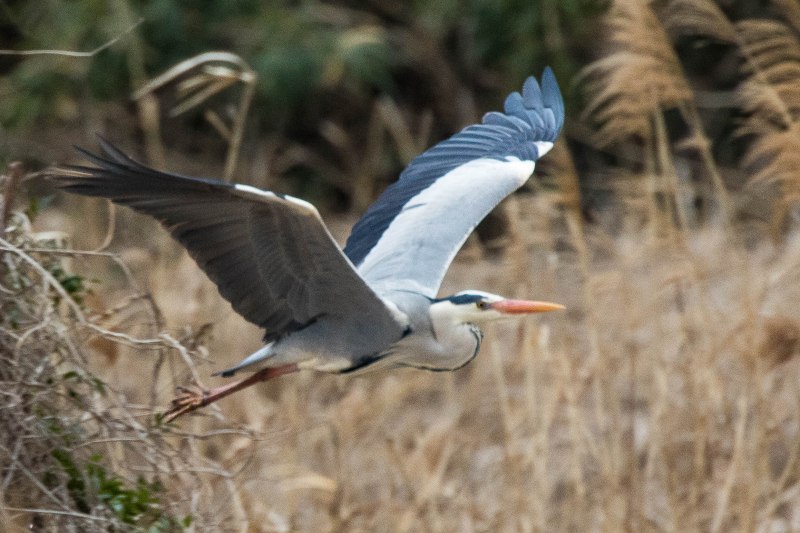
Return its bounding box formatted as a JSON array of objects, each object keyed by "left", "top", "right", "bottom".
[
  {"left": 580, "top": 0, "right": 693, "bottom": 145},
  {"left": 5, "top": 0, "right": 800, "bottom": 530},
  {"left": 10, "top": 182, "right": 796, "bottom": 531}
]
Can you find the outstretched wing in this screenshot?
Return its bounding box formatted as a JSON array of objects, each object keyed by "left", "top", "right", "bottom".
[
  {"left": 344, "top": 67, "right": 564, "bottom": 297},
  {"left": 49, "top": 140, "right": 405, "bottom": 344}
]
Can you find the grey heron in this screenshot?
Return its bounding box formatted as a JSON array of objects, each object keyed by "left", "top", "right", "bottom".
[{"left": 50, "top": 68, "right": 565, "bottom": 422}]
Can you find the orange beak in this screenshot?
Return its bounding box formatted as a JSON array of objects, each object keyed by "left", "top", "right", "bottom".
[{"left": 489, "top": 299, "right": 565, "bottom": 314}]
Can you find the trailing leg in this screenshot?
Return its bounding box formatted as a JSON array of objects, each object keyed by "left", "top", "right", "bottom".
[{"left": 162, "top": 363, "right": 299, "bottom": 422}]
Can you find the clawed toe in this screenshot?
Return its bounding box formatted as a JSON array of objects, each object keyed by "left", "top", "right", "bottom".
[{"left": 162, "top": 383, "right": 209, "bottom": 423}]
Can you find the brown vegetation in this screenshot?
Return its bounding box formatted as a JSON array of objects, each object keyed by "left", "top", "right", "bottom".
[{"left": 3, "top": 0, "right": 800, "bottom": 530}]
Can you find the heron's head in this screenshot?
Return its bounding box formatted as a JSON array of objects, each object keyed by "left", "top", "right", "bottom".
[{"left": 432, "top": 290, "right": 564, "bottom": 325}]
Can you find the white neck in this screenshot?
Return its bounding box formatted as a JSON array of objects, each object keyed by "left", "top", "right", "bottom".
[{"left": 429, "top": 300, "right": 483, "bottom": 351}]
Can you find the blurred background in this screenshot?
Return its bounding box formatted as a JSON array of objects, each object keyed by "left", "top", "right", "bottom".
[{"left": 3, "top": 0, "right": 800, "bottom": 531}]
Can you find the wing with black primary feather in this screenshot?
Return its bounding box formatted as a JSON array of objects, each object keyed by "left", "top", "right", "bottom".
[{"left": 49, "top": 140, "right": 404, "bottom": 344}]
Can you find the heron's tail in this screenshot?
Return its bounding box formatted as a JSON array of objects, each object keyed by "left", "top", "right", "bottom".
[{"left": 213, "top": 343, "right": 275, "bottom": 377}]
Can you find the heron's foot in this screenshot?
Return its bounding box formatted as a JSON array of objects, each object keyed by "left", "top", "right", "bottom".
[
  {"left": 160, "top": 364, "right": 300, "bottom": 423},
  {"left": 162, "top": 383, "right": 210, "bottom": 423}
]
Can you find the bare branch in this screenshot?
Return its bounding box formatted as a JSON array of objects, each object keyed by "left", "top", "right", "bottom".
[{"left": 0, "top": 18, "right": 143, "bottom": 57}]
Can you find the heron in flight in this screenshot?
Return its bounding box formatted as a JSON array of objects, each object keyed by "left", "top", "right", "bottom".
[{"left": 50, "top": 68, "right": 565, "bottom": 422}]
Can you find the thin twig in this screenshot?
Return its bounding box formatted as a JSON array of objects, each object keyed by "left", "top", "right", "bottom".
[
  {"left": 0, "top": 237, "right": 86, "bottom": 322},
  {"left": 3, "top": 506, "right": 110, "bottom": 522},
  {"left": 92, "top": 202, "right": 116, "bottom": 252},
  {"left": 0, "top": 18, "right": 143, "bottom": 57},
  {"left": 1, "top": 162, "right": 24, "bottom": 232}
]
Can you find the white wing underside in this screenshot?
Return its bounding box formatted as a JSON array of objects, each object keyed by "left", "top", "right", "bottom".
[{"left": 355, "top": 156, "right": 539, "bottom": 297}]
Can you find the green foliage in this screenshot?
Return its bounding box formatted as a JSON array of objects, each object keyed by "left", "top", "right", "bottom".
[
  {"left": 50, "top": 264, "right": 89, "bottom": 302},
  {"left": 1, "top": 0, "right": 605, "bottom": 210},
  {"left": 0, "top": 2, "right": 104, "bottom": 126},
  {"left": 1, "top": 1, "right": 602, "bottom": 127},
  {"left": 411, "top": 0, "right": 605, "bottom": 82},
  {"left": 62, "top": 369, "right": 107, "bottom": 395},
  {"left": 50, "top": 449, "right": 191, "bottom": 531},
  {"left": 24, "top": 194, "right": 53, "bottom": 222},
  {"left": 32, "top": 371, "right": 190, "bottom": 530}
]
